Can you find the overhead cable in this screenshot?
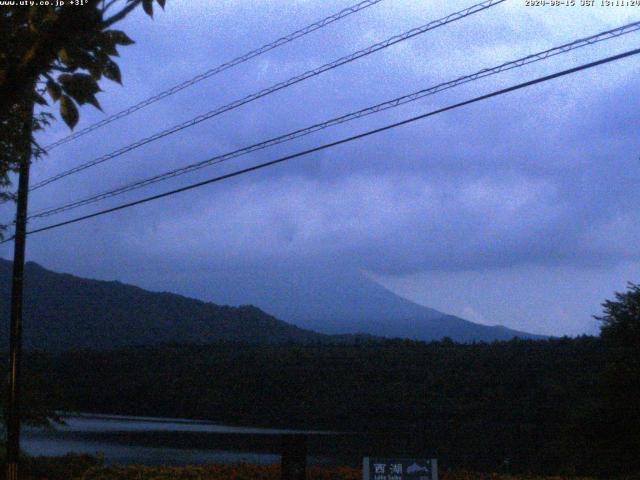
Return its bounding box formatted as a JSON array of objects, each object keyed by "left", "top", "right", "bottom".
[
  {"left": 42, "top": 0, "right": 388, "bottom": 151},
  {"left": 31, "top": 0, "right": 506, "bottom": 190},
  {"left": 11, "top": 46, "right": 639, "bottom": 241},
  {"left": 28, "top": 21, "right": 640, "bottom": 220}
]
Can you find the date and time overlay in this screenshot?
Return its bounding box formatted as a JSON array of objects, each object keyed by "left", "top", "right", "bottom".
[
  {"left": 0, "top": 0, "right": 638, "bottom": 8},
  {"left": 525, "top": 0, "right": 639, "bottom": 7}
]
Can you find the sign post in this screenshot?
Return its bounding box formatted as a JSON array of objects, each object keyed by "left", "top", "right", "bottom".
[
  {"left": 363, "top": 457, "right": 438, "bottom": 480},
  {"left": 281, "top": 434, "right": 307, "bottom": 480}
]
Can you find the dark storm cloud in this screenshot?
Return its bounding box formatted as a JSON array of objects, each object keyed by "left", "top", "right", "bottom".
[{"left": 1, "top": 0, "right": 638, "bottom": 334}]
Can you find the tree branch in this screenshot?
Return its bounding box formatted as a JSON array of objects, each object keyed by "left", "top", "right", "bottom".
[
  {"left": 102, "top": 0, "right": 121, "bottom": 14},
  {"left": 103, "top": 0, "right": 142, "bottom": 28},
  {"left": 0, "top": 3, "right": 100, "bottom": 115}
]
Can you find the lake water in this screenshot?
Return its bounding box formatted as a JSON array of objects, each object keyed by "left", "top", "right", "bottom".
[{"left": 22, "top": 413, "right": 340, "bottom": 466}]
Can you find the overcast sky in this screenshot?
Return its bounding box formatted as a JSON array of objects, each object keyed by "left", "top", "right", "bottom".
[{"left": 2, "top": 0, "right": 639, "bottom": 336}]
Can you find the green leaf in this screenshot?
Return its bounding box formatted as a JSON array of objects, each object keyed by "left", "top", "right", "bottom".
[
  {"left": 87, "top": 95, "right": 103, "bottom": 111},
  {"left": 106, "top": 30, "right": 135, "bottom": 46},
  {"left": 58, "top": 47, "right": 94, "bottom": 70},
  {"left": 97, "top": 33, "right": 119, "bottom": 56},
  {"left": 59, "top": 73, "right": 102, "bottom": 105},
  {"left": 142, "top": 0, "right": 153, "bottom": 17},
  {"left": 58, "top": 48, "right": 74, "bottom": 67},
  {"left": 75, "top": 48, "right": 103, "bottom": 68},
  {"left": 103, "top": 59, "right": 122, "bottom": 84},
  {"left": 46, "top": 80, "right": 62, "bottom": 101},
  {"left": 103, "top": 44, "right": 120, "bottom": 57},
  {"left": 60, "top": 95, "right": 79, "bottom": 129},
  {"left": 88, "top": 63, "right": 102, "bottom": 81},
  {"left": 34, "top": 92, "right": 48, "bottom": 106}
]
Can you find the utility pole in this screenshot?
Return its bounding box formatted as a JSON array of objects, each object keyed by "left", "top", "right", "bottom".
[{"left": 5, "top": 100, "right": 34, "bottom": 480}]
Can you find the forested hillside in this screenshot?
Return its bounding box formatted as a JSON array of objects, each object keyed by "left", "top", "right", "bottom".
[
  {"left": 0, "top": 260, "right": 328, "bottom": 350},
  {"left": 0, "top": 259, "right": 541, "bottom": 350}
]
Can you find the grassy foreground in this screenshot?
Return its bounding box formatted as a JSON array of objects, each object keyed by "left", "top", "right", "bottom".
[
  {"left": 77, "top": 465, "right": 601, "bottom": 480},
  {"left": 0, "top": 455, "right": 604, "bottom": 480}
]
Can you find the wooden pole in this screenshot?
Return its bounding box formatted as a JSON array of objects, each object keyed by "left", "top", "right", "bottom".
[
  {"left": 5, "top": 99, "right": 33, "bottom": 480},
  {"left": 281, "top": 434, "right": 307, "bottom": 480}
]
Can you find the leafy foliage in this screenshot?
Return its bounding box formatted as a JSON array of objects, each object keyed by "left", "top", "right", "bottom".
[
  {"left": 0, "top": 452, "right": 102, "bottom": 480},
  {"left": 0, "top": 102, "right": 51, "bottom": 237},
  {"left": 592, "top": 283, "right": 640, "bottom": 474},
  {"left": 79, "top": 464, "right": 357, "bottom": 480},
  {"left": 75, "top": 465, "right": 600, "bottom": 480},
  {"left": 0, "top": 457, "right": 600, "bottom": 480},
  {"left": 595, "top": 282, "right": 640, "bottom": 346},
  {"left": 0, "top": 0, "right": 166, "bottom": 223},
  {"left": 25, "top": 453, "right": 102, "bottom": 480},
  {"left": 0, "top": 0, "right": 166, "bottom": 125}
]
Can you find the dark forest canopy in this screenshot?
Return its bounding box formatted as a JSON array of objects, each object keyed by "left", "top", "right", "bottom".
[{"left": 2, "top": 335, "right": 637, "bottom": 477}]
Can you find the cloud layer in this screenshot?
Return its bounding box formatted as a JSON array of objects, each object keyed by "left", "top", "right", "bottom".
[{"left": 2, "top": 0, "right": 638, "bottom": 335}]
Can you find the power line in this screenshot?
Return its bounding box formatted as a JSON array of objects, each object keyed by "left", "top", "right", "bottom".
[
  {"left": 42, "top": 0, "right": 387, "bottom": 151},
  {"left": 10, "top": 46, "right": 639, "bottom": 242},
  {"left": 30, "top": 0, "right": 506, "bottom": 191},
  {"left": 28, "top": 21, "right": 640, "bottom": 220}
]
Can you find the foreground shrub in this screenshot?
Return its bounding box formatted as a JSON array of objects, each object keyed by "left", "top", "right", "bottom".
[
  {"left": 0, "top": 453, "right": 102, "bottom": 480},
  {"left": 79, "top": 465, "right": 601, "bottom": 480},
  {"left": 0, "top": 456, "right": 607, "bottom": 480},
  {"left": 442, "top": 473, "right": 598, "bottom": 480}
]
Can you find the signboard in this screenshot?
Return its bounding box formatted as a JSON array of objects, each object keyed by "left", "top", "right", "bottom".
[{"left": 363, "top": 457, "right": 437, "bottom": 480}]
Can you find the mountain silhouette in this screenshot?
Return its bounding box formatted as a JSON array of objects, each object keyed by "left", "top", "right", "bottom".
[
  {"left": 0, "top": 259, "right": 328, "bottom": 351},
  {"left": 205, "top": 266, "right": 545, "bottom": 342},
  {"left": 0, "top": 258, "right": 543, "bottom": 351}
]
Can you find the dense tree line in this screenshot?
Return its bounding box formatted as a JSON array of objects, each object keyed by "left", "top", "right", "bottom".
[
  {"left": 3, "top": 335, "right": 636, "bottom": 477},
  {"left": 3, "top": 283, "right": 639, "bottom": 477}
]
